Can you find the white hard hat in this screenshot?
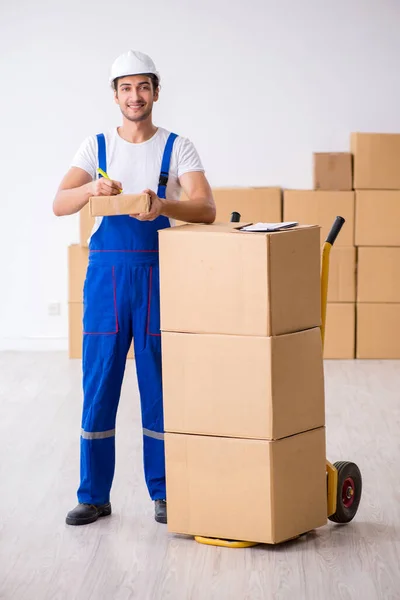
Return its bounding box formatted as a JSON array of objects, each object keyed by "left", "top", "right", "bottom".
[{"left": 109, "top": 50, "right": 160, "bottom": 86}]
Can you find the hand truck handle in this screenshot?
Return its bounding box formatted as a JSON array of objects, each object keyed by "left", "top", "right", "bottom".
[{"left": 325, "top": 216, "right": 345, "bottom": 246}]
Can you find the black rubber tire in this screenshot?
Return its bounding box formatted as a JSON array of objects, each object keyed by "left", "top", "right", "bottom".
[{"left": 328, "top": 461, "right": 362, "bottom": 524}]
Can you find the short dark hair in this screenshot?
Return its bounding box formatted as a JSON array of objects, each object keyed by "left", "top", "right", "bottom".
[{"left": 113, "top": 73, "right": 160, "bottom": 94}]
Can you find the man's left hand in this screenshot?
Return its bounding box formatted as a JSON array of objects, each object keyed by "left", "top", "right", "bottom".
[{"left": 130, "top": 189, "right": 165, "bottom": 221}]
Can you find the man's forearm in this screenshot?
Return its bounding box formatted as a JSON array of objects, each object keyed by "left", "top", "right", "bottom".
[
  {"left": 161, "top": 198, "right": 216, "bottom": 224},
  {"left": 53, "top": 184, "right": 92, "bottom": 217}
]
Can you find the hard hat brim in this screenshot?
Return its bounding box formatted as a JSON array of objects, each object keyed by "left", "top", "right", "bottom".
[{"left": 110, "top": 70, "right": 161, "bottom": 86}]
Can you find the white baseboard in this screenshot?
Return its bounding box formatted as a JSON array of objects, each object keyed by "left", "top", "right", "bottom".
[{"left": 0, "top": 337, "right": 68, "bottom": 351}]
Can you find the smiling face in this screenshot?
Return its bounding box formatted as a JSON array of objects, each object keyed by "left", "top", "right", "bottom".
[{"left": 114, "top": 74, "right": 159, "bottom": 123}]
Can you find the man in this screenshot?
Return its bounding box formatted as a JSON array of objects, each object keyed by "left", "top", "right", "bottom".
[{"left": 53, "top": 50, "right": 215, "bottom": 526}]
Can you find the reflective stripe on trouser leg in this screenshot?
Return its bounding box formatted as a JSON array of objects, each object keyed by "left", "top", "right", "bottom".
[
  {"left": 81, "top": 428, "right": 116, "bottom": 440},
  {"left": 140, "top": 415, "right": 166, "bottom": 501},
  {"left": 142, "top": 427, "right": 165, "bottom": 499},
  {"left": 79, "top": 434, "right": 116, "bottom": 506},
  {"left": 143, "top": 428, "right": 164, "bottom": 441}
]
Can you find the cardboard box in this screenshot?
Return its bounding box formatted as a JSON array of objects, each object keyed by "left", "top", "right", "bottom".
[
  {"left": 69, "top": 303, "right": 83, "bottom": 359},
  {"left": 68, "top": 244, "right": 88, "bottom": 303},
  {"left": 324, "top": 303, "right": 355, "bottom": 359},
  {"left": 212, "top": 187, "right": 282, "bottom": 222},
  {"left": 357, "top": 303, "right": 400, "bottom": 359},
  {"left": 357, "top": 248, "right": 400, "bottom": 302},
  {"left": 351, "top": 132, "right": 400, "bottom": 190},
  {"left": 68, "top": 302, "right": 134, "bottom": 360},
  {"left": 89, "top": 193, "right": 150, "bottom": 217},
  {"left": 162, "top": 327, "right": 324, "bottom": 440},
  {"left": 328, "top": 247, "right": 356, "bottom": 303},
  {"left": 283, "top": 191, "right": 354, "bottom": 246},
  {"left": 313, "top": 153, "right": 353, "bottom": 191},
  {"left": 80, "top": 203, "right": 95, "bottom": 247},
  {"left": 159, "top": 224, "right": 321, "bottom": 337},
  {"left": 165, "top": 428, "right": 327, "bottom": 544},
  {"left": 355, "top": 191, "right": 400, "bottom": 246},
  {"left": 179, "top": 187, "right": 282, "bottom": 224}
]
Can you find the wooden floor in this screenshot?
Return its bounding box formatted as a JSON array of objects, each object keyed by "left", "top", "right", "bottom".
[{"left": 0, "top": 353, "right": 399, "bottom": 600}]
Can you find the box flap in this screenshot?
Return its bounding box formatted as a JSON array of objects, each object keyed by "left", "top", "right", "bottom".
[
  {"left": 161, "top": 222, "right": 252, "bottom": 234},
  {"left": 160, "top": 222, "right": 319, "bottom": 236}
]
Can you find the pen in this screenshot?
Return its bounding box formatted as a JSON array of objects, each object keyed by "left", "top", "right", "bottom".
[{"left": 97, "top": 168, "right": 123, "bottom": 193}]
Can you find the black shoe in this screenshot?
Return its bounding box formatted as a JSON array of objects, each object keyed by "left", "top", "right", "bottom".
[
  {"left": 66, "top": 502, "right": 112, "bottom": 526},
  {"left": 154, "top": 499, "right": 167, "bottom": 524}
]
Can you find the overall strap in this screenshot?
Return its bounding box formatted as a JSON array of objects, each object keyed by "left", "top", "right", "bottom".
[
  {"left": 96, "top": 133, "right": 107, "bottom": 176},
  {"left": 157, "top": 133, "right": 178, "bottom": 198}
]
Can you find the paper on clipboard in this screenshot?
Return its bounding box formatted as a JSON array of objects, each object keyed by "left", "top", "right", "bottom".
[{"left": 239, "top": 221, "right": 299, "bottom": 232}]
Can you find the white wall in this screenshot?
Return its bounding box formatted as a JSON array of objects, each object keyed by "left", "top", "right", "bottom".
[{"left": 1, "top": 0, "right": 399, "bottom": 350}]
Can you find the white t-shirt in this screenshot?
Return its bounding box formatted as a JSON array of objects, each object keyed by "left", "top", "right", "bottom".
[
  {"left": 71, "top": 127, "right": 205, "bottom": 241},
  {"left": 71, "top": 126, "right": 204, "bottom": 198}
]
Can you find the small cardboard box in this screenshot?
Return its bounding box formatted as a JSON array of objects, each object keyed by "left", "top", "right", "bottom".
[
  {"left": 357, "top": 303, "right": 400, "bottom": 359},
  {"left": 165, "top": 428, "right": 327, "bottom": 545},
  {"left": 89, "top": 193, "right": 150, "bottom": 217},
  {"left": 68, "top": 302, "right": 134, "bottom": 360},
  {"left": 355, "top": 191, "right": 400, "bottom": 246},
  {"left": 328, "top": 247, "right": 356, "bottom": 303},
  {"left": 351, "top": 132, "right": 400, "bottom": 189},
  {"left": 283, "top": 190, "right": 354, "bottom": 246},
  {"left": 357, "top": 248, "right": 400, "bottom": 303},
  {"left": 68, "top": 244, "right": 88, "bottom": 303},
  {"left": 80, "top": 203, "right": 95, "bottom": 248},
  {"left": 324, "top": 303, "right": 355, "bottom": 359},
  {"left": 313, "top": 153, "right": 353, "bottom": 191},
  {"left": 159, "top": 223, "right": 321, "bottom": 337},
  {"left": 162, "top": 327, "right": 324, "bottom": 440}
]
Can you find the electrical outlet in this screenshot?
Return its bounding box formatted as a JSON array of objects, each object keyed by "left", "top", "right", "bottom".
[{"left": 48, "top": 303, "right": 61, "bottom": 316}]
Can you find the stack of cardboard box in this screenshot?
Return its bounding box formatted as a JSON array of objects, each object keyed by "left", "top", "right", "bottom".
[
  {"left": 283, "top": 156, "right": 356, "bottom": 358},
  {"left": 68, "top": 204, "right": 134, "bottom": 359},
  {"left": 353, "top": 133, "right": 400, "bottom": 358},
  {"left": 69, "top": 156, "right": 400, "bottom": 360},
  {"left": 159, "top": 223, "right": 328, "bottom": 544}
]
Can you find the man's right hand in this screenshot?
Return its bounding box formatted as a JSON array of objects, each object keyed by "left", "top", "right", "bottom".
[
  {"left": 88, "top": 178, "right": 123, "bottom": 196},
  {"left": 53, "top": 166, "right": 123, "bottom": 216}
]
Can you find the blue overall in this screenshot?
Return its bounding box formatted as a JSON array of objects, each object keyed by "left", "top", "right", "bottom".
[{"left": 78, "top": 132, "right": 178, "bottom": 505}]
